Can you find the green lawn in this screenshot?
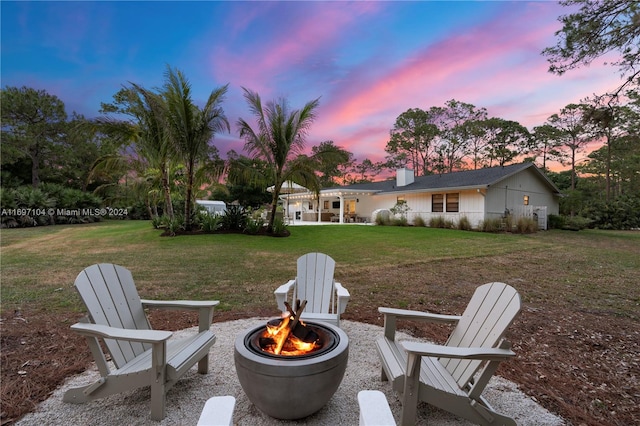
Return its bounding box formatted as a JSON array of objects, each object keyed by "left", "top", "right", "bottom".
[{"left": 1, "top": 220, "right": 638, "bottom": 319}]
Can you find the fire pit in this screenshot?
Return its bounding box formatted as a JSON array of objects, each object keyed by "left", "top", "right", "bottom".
[{"left": 234, "top": 301, "right": 349, "bottom": 419}]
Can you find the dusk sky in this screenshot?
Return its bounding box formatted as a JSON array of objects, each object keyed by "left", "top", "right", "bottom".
[{"left": 1, "top": 1, "right": 624, "bottom": 168}]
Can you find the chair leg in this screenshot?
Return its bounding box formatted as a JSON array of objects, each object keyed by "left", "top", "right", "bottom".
[
  {"left": 470, "top": 398, "right": 518, "bottom": 426},
  {"left": 198, "top": 353, "right": 209, "bottom": 374},
  {"left": 400, "top": 353, "right": 420, "bottom": 426},
  {"left": 381, "top": 367, "right": 388, "bottom": 382},
  {"left": 63, "top": 384, "right": 95, "bottom": 404},
  {"left": 150, "top": 377, "right": 167, "bottom": 421}
]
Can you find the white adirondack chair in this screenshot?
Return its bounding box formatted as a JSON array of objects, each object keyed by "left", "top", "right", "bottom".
[
  {"left": 63, "top": 263, "right": 220, "bottom": 421},
  {"left": 197, "top": 396, "right": 236, "bottom": 426},
  {"left": 274, "top": 252, "right": 350, "bottom": 327},
  {"left": 376, "top": 282, "right": 521, "bottom": 426},
  {"left": 358, "top": 390, "right": 396, "bottom": 426}
]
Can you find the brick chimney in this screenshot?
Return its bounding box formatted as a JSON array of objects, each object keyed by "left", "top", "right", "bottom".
[{"left": 396, "top": 168, "right": 414, "bottom": 187}]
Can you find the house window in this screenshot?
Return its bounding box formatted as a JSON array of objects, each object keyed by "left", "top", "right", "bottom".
[
  {"left": 432, "top": 194, "right": 443, "bottom": 212},
  {"left": 345, "top": 199, "right": 356, "bottom": 214},
  {"left": 523, "top": 195, "right": 529, "bottom": 206},
  {"left": 323, "top": 200, "right": 329, "bottom": 210},
  {"left": 446, "top": 193, "right": 459, "bottom": 212}
]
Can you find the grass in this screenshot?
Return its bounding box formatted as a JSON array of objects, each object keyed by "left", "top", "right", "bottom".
[
  {"left": 2, "top": 221, "right": 639, "bottom": 425},
  {"left": 1, "top": 221, "right": 638, "bottom": 319}
]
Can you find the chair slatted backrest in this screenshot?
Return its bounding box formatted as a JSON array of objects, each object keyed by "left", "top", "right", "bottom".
[
  {"left": 294, "top": 253, "right": 336, "bottom": 314},
  {"left": 74, "top": 263, "right": 152, "bottom": 368},
  {"left": 440, "top": 282, "right": 521, "bottom": 388}
]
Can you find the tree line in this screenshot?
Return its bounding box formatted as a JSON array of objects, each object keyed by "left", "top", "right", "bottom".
[
  {"left": 0, "top": 67, "right": 351, "bottom": 233},
  {"left": 1, "top": 0, "right": 639, "bottom": 230}
]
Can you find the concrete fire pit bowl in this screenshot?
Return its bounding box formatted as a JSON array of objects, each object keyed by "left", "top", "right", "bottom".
[{"left": 234, "top": 321, "right": 349, "bottom": 420}]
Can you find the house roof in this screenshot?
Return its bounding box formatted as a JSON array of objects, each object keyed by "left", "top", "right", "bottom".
[{"left": 323, "top": 162, "right": 561, "bottom": 196}]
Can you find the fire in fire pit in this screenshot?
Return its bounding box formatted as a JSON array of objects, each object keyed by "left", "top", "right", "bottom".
[
  {"left": 256, "top": 300, "right": 325, "bottom": 357},
  {"left": 234, "top": 299, "right": 349, "bottom": 420},
  {"left": 259, "top": 317, "right": 319, "bottom": 355}
]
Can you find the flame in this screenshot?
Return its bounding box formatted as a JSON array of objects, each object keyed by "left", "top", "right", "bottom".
[{"left": 261, "top": 315, "right": 320, "bottom": 356}]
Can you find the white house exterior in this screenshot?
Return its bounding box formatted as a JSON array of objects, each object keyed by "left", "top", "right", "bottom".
[{"left": 282, "top": 163, "right": 561, "bottom": 230}]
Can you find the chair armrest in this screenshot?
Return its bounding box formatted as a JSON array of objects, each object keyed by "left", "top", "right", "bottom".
[
  {"left": 140, "top": 299, "right": 219, "bottom": 309},
  {"left": 334, "top": 281, "right": 350, "bottom": 314},
  {"left": 378, "top": 307, "right": 461, "bottom": 324},
  {"left": 400, "top": 341, "right": 516, "bottom": 361},
  {"left": 379, "top": 307, "right": 461, "bottom": 341},
  {"left": 70, "top": 322, "right": 172, "bottom": 343},
  {"left": 141, "top": 299, "right": 219, "bottom": 333},
  {"left": 274, "top": 279, "right": 296, "bottom": 311}
]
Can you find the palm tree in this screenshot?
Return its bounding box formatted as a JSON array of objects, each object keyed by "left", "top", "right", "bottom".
[
  {"left": 161, "top": 66, "right": 229, "bottom": 230},
  {"left": 233, "top": 88, "right": 324, "bottom": 232},
  {"left": 130, "top": 84, "right": 178, "bottom": 220},
  {"left": 92, "top": 86, "right": 178, "bottom": 220}
]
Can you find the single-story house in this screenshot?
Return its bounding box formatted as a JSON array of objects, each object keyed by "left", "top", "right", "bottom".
[{"left": 282, "top": 162, "right": 561, "bottom": 230}]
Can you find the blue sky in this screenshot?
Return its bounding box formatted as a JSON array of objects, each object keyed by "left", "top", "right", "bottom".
[{"left": 1, "top": 1, "right": 623, "bottom": 167}]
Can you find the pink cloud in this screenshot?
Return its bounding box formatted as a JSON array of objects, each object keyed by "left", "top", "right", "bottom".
[
  {"left": 208, "top": 3, "right": 383, "bottom": 97},
  {"left": 203, "top": 1, "right": 622, "bottom": 168},
  {"left": 311, "top": 3, "right": 622, "bottom": 162},
  {"left": 322, "top": 5, "right": 558, "bottom": 123}
]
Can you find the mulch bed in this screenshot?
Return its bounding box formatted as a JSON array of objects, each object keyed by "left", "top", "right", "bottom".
[{"left": 1, "top": 302, "right": 638, "bottom": 426}]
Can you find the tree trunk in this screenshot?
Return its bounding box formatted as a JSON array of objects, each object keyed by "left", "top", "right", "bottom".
[
  {"left": 29, "top": 146, "right": 40, "bottom": 188},
  {"left": 268, "top": 190, "right": 279, "bottom": 233},
  {"left": 161, "top": 167, "right": 174, "bottom": 220},
  {"left": 570, "top": 146, "right": 576, "bottom": 190},
  {"left": 605, "top": 133, "right": 612, "bottom": 202},
  {"left": 184, "top": 161, "right": 194, "bottom": 231}
]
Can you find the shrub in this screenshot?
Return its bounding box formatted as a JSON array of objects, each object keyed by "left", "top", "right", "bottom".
[
  {"left": 0, "top": 184, "right": 103, "bottom": 227},
  {"left": 503, "top": 215, "right": 514, "bottom": 232},
  {"left": 564, "top": 216, "right": 593, "bottom": 231},
  {"left": 39, "top": 183, "right": 103, "bottom": 212},
  {"left": 198, "top": 211, "right": 223, "bottom": 232},
  {"left": 13, "top": 186, "right": 55, "bottom": 210},
  {"left": 548, "top": 214, "right": 565, "bottom": 229},
  {"left": 413, "top": 215, "right": 426, "bottom": 227},
  {"left": 391, "top": 217, "right": 409, "bottom": 226},
  {"left": 220, "top": 205, "right": 247, "bottom": 231},
  {"left": 0, "top": 188, "right": 16, "bottom": 210},
  {"left": 514, "top": 217, "right": 538, "bottom": 234},
  {"left": 429, "top": 216, "right": 446, "bottom": 228},
  {"left": 244, "top": 217, "right": 264, "bottom": 235},
  {"left": 457, "top": 216, "right": 472, "bottom": 231},
  {"left": 124, "top": 200, "right": 149, "bottom": 220},
  {"left": 548, "top": 214, "right": 592, "bottom": 231},
  {"left": 162, "top": 215, "right": 184, "bottom": 236},
  {"left": 375, "top": 211, "right": 391, "bottom": 225},
  {"left": 151, "top": 215, "right": 164, "bottom": 229},
  {"left": 583, "top": 196, "right": 640, "bottom": 230},
  {"left": 390, "top": 200, "right": 410, "bottom": 221},
  {"left": 270, "top": 216, "right": 288, "bottom": 236},
  {"left": 479, "top": 218, "right": 503, "bottom": 233}
]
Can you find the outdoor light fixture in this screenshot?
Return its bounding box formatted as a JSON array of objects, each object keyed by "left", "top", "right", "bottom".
[{"left": 523, "top": 195, "right": 529, "bottom": 205}]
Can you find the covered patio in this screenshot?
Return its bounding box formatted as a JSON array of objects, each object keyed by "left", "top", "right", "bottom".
[{"left": 282, "top": 188, "right": 378, "bottom": 225}]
